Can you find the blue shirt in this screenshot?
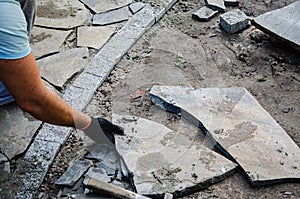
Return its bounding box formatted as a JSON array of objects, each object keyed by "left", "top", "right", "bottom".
[{"left": 0, "top": 0, "right": 31, "bottom": 105}]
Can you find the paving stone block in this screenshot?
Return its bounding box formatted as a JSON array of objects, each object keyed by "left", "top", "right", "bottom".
[
  {"left": 0, "top": 103, "right": 42, "bottom": 161},
  {"left": 30, "top": 27, "right": 72, "bottom": 59},
  {"left": 129, "top": 2, "right": 146, "bottom": 14},
  {"left": 62, "top": 85, "right": 93, "bottom": 111},
  {"left": 93, "top": 7, "right": 129, "bottom": 26},
  {"left": 220, "top": 9, "right": 249, "bottom": 34},
  {"left": 205, "top": 0, "right": 226, "bottom": 12},
  {"left": 35, "top": 124, "right": 71, "bottom": 144},
  {"left": 35, "top": 0, "right": 91, "bottom": 29},
  {"left": 224, "top": 0, "right": 239, "bottom": 6},
  {"left": 150, "top": 86, "right": 300, "bottom": 186},
  {"left": 192, "top": 6, "right": 219, "bottom": 21},
  {"left": 253, "top": 1, "right": 300, "bottom": 49},
  {"left": 55, "top": 159, "right": 93, "bottom": 186},
  {"left": 113, "top": 114, "right": 236, "bottom": 196},
  {"left": 79, "top": 0, "right": 132, "bottom": 14},
  {"left": 38, "top": 48, "right": 89, "bottom": 88}
]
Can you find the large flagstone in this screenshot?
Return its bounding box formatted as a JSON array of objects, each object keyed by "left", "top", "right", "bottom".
[
  {"left": 150, "top": 86, "right": 300, "bottom": 185},
  {"left": 79, "top": 0, "right": 132, "bottom": 14},
  {"left": 113, "top": 114, "right": 237, "bottom": 196}
]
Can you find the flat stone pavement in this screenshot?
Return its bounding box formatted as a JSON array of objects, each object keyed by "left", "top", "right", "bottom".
[{"left": 0, "top": 0, "right": 177, "bottom": 198}]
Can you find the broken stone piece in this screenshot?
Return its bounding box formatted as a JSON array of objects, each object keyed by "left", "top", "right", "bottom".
[
  {"left": 192, "top": 6, "right": 219, "bottom": 21},
  {"left": 85, "top": 144, "right": 111, "bottom": 161},
  {"left": 253, "top": 1, "right": 300, "bottom": 49},
  {"left": 93, "top": 7, "right": 129, "bottom": 26},
  {"left": 205, "top": 0, "right": 226, "bottom": 12},
  {"left": 220, "top": 9, "right": 249, "bottom": 34},
  {"left": 129, "top": 2, "right": 146, "bottom": 14},
  {"left": 38, "top": 47, "right": 89, "bottom": 88},
  {"left": 55, "top": 159, "right": 93, "bottom": 186},
  {"left": 150, "top": 86, "right": 300, "bottom": 186},
  {"left": 79, "top": 0, "right": 132, "bottom": 14},
  {"left": 77, "top": 26, "right": 116, "bottom": 49},
  {"left": 84, "top": 167, "right": 111, "bottom": 185},
  {"left": 224, "top": 0, "right": 239, "bottom": 6},
  {"left": 113, "top": 114, "right": 237, "bottom": 196}
]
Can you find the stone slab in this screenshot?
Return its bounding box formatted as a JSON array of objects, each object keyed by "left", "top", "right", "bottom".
[
  {"left": 113, "top": 114, "right": 236, "bottom": 196},
  {"left": 0, "top": 103, "right": 42, "bottom": 162},
  {"left": 150, "top": 86, "right": 300, "bottom": 186},
  {"left": 253, "top": 1, "right": 300, "bottom": 49},
  {"left": 77, "top": 26, "right": 116, "bottom": 49},
  {"left": 93, "top": 6, "right": 129, "bottom": 26},
  {"left": 84, "top": 167, "right": 111, "bottom": 184},
  {"left": 35, "top": 0, "right": 91, "bottom": 29},
  {"left": 204, "top": 0, "right": 226, "bottom": 12},
  {"left": 129, "top": 2, "right": 146, "bottom": 14},
  {"left": 79, "top": 0, "right": 132, "bottom": 14},
  {"left": 192, "top": 6, "right": 219, "bottom": 21},
  {"left": 220, "top": 9, "right": 249, "bottom": 34},
  {"left": 56, "top": 159, "right": 93, "bottom": 186},
  {"left": 30, "top": 27, "right": 72, "bottom": 59},
  {"left": 38, "top": 48, "right": 89, "bottom": 88}
]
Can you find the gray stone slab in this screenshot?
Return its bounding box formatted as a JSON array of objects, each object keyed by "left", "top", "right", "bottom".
[
  {"left": 35, "top": 0, "right": 92, "bottom": 29},
  {"left": 38, "top": 48, "right": 89, "bottom": 88},
  {"left": 0, "top": 103, "right": 42, "bottom": 161},
  {"left": 220, "top": 9, "right": 249, "bottom": 34},
  {"left": 253, "top": 1, "right": 300, "bottom": 49},
  {"left": 129, "top": 2, "right": 146, "bottom": 14},
  {"left": 85, "top": 144, "right": 111, "bottom": 161},
  {"left": 113, "top": 114, "right": 236, "bottom": 196},
  {"left": 79, "top": 0, "right": 132, "bottom": 14},
  {"left": 224, "top": 0, "right": 239, "bottom": 6},
  {"left": 150, "top": 86, "right": 300, "bottom": 186},
  {"left": 84, "top": 167, "right": 111, "bottom": 184},
  {"left": 93, "top": 6, "right": 129, "bottom": 26},
  {"left": 30, "top": 27, "right": 72, "bottom": 59},
  {"left": 205, "top": 0, "right": 226, "bottom": 12},
  {"left": 77, "top": 26, "right": 116, "bottom": 49},
  {"left": 192, "top": 6, "right": 219, "bottom": 21},
  {"left": 55, "top": 159, "right": 93, "bottom": 186}
]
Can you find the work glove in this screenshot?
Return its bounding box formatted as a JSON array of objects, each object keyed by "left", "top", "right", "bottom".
[{"left": 83, "top": 117, "right": 124, "bottom": 145}]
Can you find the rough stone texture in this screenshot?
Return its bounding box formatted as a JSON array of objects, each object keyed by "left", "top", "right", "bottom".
[
  {"left": 253, "top": 1, "right": 300, "bottom": 49},
  {"left": 113, "top": 114, "right": 237, "bottom": 196},
  {"left": 192, "top": 6, "right": 219, "bottom": 21},
  {"left": 84, "top": 167, "right": 111, "bottom": 184},
  {"left": 79, "top": 0, "right": 132, "bottom": 14},
  {"left": 55, "top": 159, "right": 93, "bottom": 186},
  {"left": 35, "top": 124, "right": 72, "bottom": 145},
  {"left": 204, "top": 0, "right": 226, "bottom": 12},
  {"left": 150, "top": 86, "right": 300, "bottom": 186},
  {"left": 220, "top": 9, "right": 249, "bottom": 34},
  {"left": 77, "top": 26, "right": 116, "bottom": 49},
  {"left": 224, "top": 0, "right": 239, "bottom": 6},
  {"left": 129, "top": 2, "right": 146, "bottom": 14},
  {"left": 30, "top": 27, "right": 72, "bottom": 59},
  {"left": 38, "top": 48, "right": 89, "bottom": 88},
  {"left": 93, "top": 6, "right": 129, "bottom": 26},
  {"left": 35, "top": 0, "right": 91, "bottom": 29},
  {"left": 0, "top": 103, "right": 42, "bottom": 162}
]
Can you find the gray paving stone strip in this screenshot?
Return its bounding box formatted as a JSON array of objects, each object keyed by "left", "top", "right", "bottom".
[
  {"left": 16, "top": 2, "right": 178, "bottom": 198},
  {"left": 150, "top": 86, "right": 300, "bottom": 186}
]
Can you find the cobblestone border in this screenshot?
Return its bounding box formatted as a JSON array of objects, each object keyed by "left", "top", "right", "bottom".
[{"left": 15, "top": 1, "right": 177, "bottom": 198}]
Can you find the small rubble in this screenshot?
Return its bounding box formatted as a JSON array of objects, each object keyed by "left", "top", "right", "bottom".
[
  {"left": 192, "top": 6, "right": 219, "bottom": 21},
  {"left": 220, "top": 9, "right": 249, "bottom": 34}
]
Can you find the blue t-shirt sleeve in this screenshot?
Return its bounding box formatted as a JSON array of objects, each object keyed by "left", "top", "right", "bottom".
[{"left": 0, "top": 0, "right": 31, "bottom": 60}]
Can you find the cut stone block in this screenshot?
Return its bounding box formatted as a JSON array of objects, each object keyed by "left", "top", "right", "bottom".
[
  {"left": 150, "top": 86, "right": 300, "bottom": 186},
  {"left": 55, "top": 159, "right": 93, "bottom": 186},
  {"left": 38, "top": 48, "right": 89, "bottom": 88},
  {"left": 30, "top": 27, "right": 72, "bottom": 59},
  {"left": 35, "top": 0, "right": 91, "bottom": 29},
  {"left": 77, "top": 26, "right": 116, "bottom": 49},
  {"left": 192, "top": 6, "right": 219, "bottom": 21},
  {"left": 93, "top": 7, "right": 129, "bottom": 25},
  {"left": 0, "top": 103, "right": 41, "bottom": 162},
  {"left": 79, "top": 0, "right": 132, "bottom": 14},
  {"left": 113, "top": 114, "right": 237, "bottom": 196},
  {"left": 129, "top": 2, "right": 146, "bottom": 14},
  {"left": 220, "top": 9, "right": 249, "bottom": 34},
  {"left": 205, "top": 0, "right": 226, "bottom": 12},
  {"left": 253, "top": 1, "right": 300, "bottom": 49},
  {"left": 224, "top": 0, "right": 239, "bottom": 6}
]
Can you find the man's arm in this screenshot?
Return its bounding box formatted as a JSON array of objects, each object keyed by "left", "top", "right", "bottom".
[{"left": 0, "top": 52, "right": 91, "bottom": 129}]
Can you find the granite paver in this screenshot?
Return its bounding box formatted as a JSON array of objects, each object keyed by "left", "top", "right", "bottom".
[
  {"left": 113, "top": 114, "right": 237, "bottom": 196},
  {"left": 220, "top": 9, "right": 249, "bottom": 34},
  {"left": 79, "top": 0, "right": 132, "bottom": 14},
  {"left": 253, "top": 0, "right": 300, "bottom": 49},
  {"left": 150, "top": 86, "right": 300, "bottom": 186}
]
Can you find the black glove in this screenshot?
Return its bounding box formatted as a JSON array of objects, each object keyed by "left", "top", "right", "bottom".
[{"left": 83, "top": 117, "right": 124, "bottom": 145}]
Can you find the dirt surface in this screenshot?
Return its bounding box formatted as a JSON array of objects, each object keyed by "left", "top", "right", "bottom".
[{"left": 37, "top": 0, "right": 299, "bottom": 198}]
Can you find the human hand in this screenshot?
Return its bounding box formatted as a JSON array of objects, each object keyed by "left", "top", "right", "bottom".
[{"left": 83, "top": 117, "right": 124, "bottom": 145}]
